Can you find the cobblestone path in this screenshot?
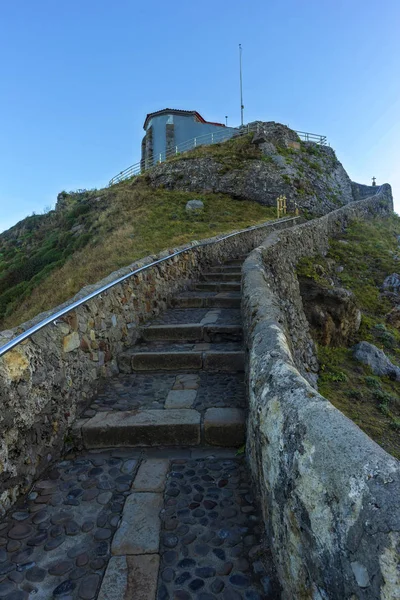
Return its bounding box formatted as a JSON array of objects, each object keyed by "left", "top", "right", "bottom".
[{"left": 0, "top": 256, "right": 281, "bottom": 598}]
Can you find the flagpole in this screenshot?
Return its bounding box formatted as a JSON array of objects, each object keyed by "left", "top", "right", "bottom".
[{"left": 239, "top": 44, "right": 244, "bottom": 126}]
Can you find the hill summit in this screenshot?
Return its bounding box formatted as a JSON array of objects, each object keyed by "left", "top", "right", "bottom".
[{"left": 0, "top": 121, "right": 385, "bottom": 329}]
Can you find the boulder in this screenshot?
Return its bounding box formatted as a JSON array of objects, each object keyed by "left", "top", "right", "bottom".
[
  {"left": 386, "top": 306, "right": 400, "bottom": 328},
  {"left": 185, "top": 199, "right": 204, "bottom": 212},
  {"left": 298, "top": 279, "right": 361, "bottom": 346},
  {"left": 382, "top": 273, "right": 400, "bottom": 294},
  {"left": 352, "top": 341, "right": 400, "bottom": 380}
]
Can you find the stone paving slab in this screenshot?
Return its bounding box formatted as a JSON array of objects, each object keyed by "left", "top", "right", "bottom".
[
  {"left": 98, "top": 554, "right": 160, "bottom": 600},
  {"left": 111, "top": 492, "right": 163, "bottom": 555},
  {"left": 132, "top": 459, "right": 170, "bottom": 492},
  {"left": 82, "top": 410, "right": 201, "bottom": 448},
  {"left": 165, "top": 390, "right": 197, "bottom": 409}
]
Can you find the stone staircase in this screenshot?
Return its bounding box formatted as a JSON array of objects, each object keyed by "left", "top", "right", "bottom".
[
  {"left": 0, "top": 254, "right": 280, "bottom": 600},
  {"left": 78, "top": 256, "right": 249, "bottom": 451}
]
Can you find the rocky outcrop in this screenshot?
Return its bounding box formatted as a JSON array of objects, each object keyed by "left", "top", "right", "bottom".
[
  {"left": 242, "top": 186, "right": 399, "bottom": 599},
  {"left": 353, "top": 341, "right": 400, "bottom": 380},
  {"left": 298, "top": 279, "right": 361, "bottom": 346},
  {"left": 146, "top": 121, "right": 371, "bottom": 216}
]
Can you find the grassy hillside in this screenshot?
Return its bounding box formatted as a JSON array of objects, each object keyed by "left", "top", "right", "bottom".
[
  {"left": 0, "top": 179, "right": 276, "bottom": 329},
  {"left": 297, "top": 215, "right": 400, "bottom": 459}
]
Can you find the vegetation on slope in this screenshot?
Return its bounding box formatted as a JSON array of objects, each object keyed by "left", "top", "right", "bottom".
[
  {"left": 297, "top": 215, "right": 400, "bottom": 459},
  {"left": 0, "top": 179, "right": 277, "bottom": 329}
]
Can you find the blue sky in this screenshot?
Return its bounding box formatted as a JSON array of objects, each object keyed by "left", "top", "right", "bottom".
[{"left": 0, "top": 0, "right": 399, "bottom": 232}]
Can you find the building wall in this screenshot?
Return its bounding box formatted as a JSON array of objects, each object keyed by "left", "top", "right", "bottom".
[{"left": 145, "top": 113, "right": 237, "bottom": 165}]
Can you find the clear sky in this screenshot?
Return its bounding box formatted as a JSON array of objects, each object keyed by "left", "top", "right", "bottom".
[{"left": 0, "top": 0, "right": 399, "bottom": 233}]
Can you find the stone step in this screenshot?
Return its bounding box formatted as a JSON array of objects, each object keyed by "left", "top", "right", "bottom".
[
  {"left": 222, "top": 258, "right": 246, "bottom": 266},
  {"left": 172, "top": 291, "right": 241, "bottom": 309},
  {"left": 202, "top": 272, "right": 242, "bottom": 281},
  {"left": 80, "top": 407, "right": 245, "bottom": 448},
  {"left": 206, "top": 265, "right": 242, "bottom": 273},
  {"left": 141, "top": 323, "right": 242, "bottom": 342},
  {"left": 82, "top": 409, "right": 201, "bottom": 447},
  {"left": 194, "top": 281, "right": 241, "bottom": 292},
  {"left": 119, "top": 346, "right": 244, "bottom": 373}
]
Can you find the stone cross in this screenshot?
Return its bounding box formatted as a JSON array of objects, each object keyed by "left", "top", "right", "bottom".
[{"left": 372, "top": 176, "right": 376, "bottom": 186}]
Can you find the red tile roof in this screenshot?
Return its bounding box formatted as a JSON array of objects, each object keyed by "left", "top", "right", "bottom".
[{"left": 143, "top": 109, "right": 225, "bottom": 130}]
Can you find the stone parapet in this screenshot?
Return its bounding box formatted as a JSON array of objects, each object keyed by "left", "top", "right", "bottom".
[{"left": 242, "top": 185, "right": 400, "bottom": 599}]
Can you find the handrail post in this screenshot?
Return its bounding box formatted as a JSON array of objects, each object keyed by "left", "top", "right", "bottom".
[{"left": 194, "top": 138, "right": 197, "bottom": 147}]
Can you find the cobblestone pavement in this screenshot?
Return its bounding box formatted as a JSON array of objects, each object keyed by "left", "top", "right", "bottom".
[
  {"left": 158, "top": 457, "right": 280, "bottom": 600},
  {"left": 0, "top": 450, "right": 139, "bottom": 600},
  {"left": 84, "top": 373, "right": 245, "bottom": 416},
  {"left": 151, "top": 309, "right": 242, "bottom": 326},
  {"left": 0, "top": 452, "right": 280, "bottom": 599}
]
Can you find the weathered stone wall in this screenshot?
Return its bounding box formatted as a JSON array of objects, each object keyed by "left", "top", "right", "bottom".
[
  {"left": 0, "top": 216, "right": 299, "bottom": 515},
  {"left": 351, "top": 181, "right": 379, "bottom": 202},
  {"left": 242, "top": 185, "right": 400, "bottom": 599}
]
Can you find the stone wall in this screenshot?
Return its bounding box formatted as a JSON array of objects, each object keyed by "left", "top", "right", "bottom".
[
  {"left": 242, "top": 185, "right": 400, "bottom": 599},
  {"left": 0, "top": 216, "right": 300, "bottom": 515}
]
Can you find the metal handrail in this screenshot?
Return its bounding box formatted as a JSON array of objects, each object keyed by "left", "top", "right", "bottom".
[
  {"left": 108, "top": 123, "right": 327, "bottom": 186},
  {"left": 0, "top": 217, "right": 299, "bottom": 357}
]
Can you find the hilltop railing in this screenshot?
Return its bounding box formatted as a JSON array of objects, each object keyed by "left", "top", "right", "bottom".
[{"left": 108, "top": 123, "right": 327, "bottom": 186}]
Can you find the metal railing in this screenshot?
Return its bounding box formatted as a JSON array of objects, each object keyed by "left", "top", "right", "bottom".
[
  {"left": 0, "top": 217, "right": 299, "bottom": 358},
  {"left": 108, "top": 123, "right": 327, "bottom": 186}
]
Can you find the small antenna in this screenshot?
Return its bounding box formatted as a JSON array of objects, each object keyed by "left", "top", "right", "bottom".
[{"left": 239, "top": 44, "right": 244, "bottom": 126}]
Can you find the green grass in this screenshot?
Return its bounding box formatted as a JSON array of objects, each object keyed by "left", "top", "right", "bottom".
[
  {"left": 0, "top": 180, "right": 277, "bottom": 328},
  {"left": 165, "top": 133, "right": 265, "bottom": 174},
  {"left": 297, "top": 214, "right": 400, "bottom": 459},
  {"left": 318, "top": 345, "right": 400, "bottom": 459}
]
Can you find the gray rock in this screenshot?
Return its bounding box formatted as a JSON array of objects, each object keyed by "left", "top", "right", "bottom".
[
  {"left": 352, "top": 341, "right": 400, "bottom": 380},
  {"left": 148, "top": 121, "right": 362, "bottom": 217},
  {"left": 382, "top": 273, "right": 400, "bottom": 293},
  {"left": 185, "top": 200, "right": 204, "bottom": 212}
]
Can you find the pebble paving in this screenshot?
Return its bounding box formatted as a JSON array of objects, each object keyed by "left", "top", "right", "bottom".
[
  {"left": 158, "top": 457, "right": 280, "bottom": 600},
  {"left": 85, "top": 373, "right": 245, "bottom": 415},
  {"left": 0, "top": 450, "right": 138, "bottom": 600},
  {"left": 151, "top": 309, "right": 242, "bottom": 326}
]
